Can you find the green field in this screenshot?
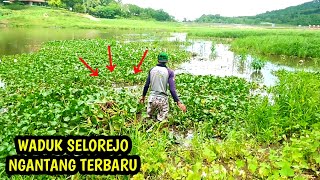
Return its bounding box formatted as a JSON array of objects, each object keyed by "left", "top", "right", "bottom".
[
  {"left": 0, "top": 5, "right": 320, "bottom": 180},
  {"left": 0, "top": 5, "right": 183, "bottom": 30}
]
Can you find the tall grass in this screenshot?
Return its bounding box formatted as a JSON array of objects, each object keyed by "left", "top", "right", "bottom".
[
  {"left": 246, "top": 70, "right": 320, "bottom": 142},
  {"left": 231, "top": 35, "right": 320, "bottom": 59},
  {"left": 187, "top": 28, "right": 320, "bottom": 39}
]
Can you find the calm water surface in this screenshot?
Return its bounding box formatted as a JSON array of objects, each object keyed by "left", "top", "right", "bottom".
[{"left": 0, "top": 28, "right": 154, "bottom": 56}]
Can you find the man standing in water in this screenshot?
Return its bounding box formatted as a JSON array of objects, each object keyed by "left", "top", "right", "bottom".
[{"left": 140, "top": 52, "right": 187, "bottom": 121}]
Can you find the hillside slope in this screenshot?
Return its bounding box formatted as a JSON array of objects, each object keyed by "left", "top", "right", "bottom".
[
  {"left": 255, "top": 0, "right": 320, "bottom": 25},
  {"left": 195, "top": 0, "right": 320, "bottom": 25},
  {"left": 0, "top": 6, "right": 182, "bottom": 29}
]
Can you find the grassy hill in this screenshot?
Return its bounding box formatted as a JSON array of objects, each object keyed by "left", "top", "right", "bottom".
[
  {"left": 0, "top": 5, "right": 182, "bottom": 30},
  {"left": 195, "top": 0, "right": 320, "bottom": 26},
  {"left": 255, "top": 0, "right": 320, "bottom": 25}
]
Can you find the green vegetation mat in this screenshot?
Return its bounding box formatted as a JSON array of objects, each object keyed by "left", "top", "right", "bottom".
[{"left": 0, "top": 37, "right": 319, "bottom": 179}]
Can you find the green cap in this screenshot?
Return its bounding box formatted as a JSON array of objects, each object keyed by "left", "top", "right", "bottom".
[{"left": 158, "top": 52, "right": 169, "bottom": 62}]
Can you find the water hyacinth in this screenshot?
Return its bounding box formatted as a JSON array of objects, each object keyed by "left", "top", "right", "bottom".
[
  {"left": 0, "top": 32, "right": 319, "bottom": 179},
  {"left": 0, "top": 79, "right": 5, "bottom": 89},
  {"left": 0, "top": 108, "right": 8, "bottom": 114}
]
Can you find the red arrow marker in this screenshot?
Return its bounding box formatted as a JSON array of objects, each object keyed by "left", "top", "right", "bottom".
[
  {"left": 106, "top": 45, "right": 116, "bottom": 72},
  {"left": 133, "top": 49, "right": 148, "bottom": 74},
  {"left": 79, "top": 57, "right": 99, "bottom": 76}
]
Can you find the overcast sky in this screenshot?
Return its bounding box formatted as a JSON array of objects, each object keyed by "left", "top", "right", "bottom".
[{"left": 122, "top": 0, "right": 312, "bottom": 21}]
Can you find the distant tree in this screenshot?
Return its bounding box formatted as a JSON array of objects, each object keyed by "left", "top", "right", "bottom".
[
  {"left": 62, "top": 0, "right": 82, "bottom": 10},
  {"left": 48, "top": 0, "right": 62, "bottom": 7},
  {"left": 73, "top": 3, "right": 86, "bottom": 13},
  {"left": 100, "top": 0, "right": 114, "bottom": 6},
  {"left": 86, "top": 0, "right": 101, "bottom": 9},
  {"left": 92, "top": 2, "right": 121, "bottom": 18},
  {"left": 108, "top": 2, "right": 122, "bottom": 17},
  {"left": 153, "top": 9, "right": 172, "bottom": 21},
  {"left": 121, "top": 4, "right": 130, "bottom": 17},
  {"left": 49, "top": 0, "right": 174, "bottom": 22},
  {"left": 127, "top": 4, "right": 142, "bottom": 16}
]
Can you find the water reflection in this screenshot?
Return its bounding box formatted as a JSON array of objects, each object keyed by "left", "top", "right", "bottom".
[
  {"left": 168, "top": 33, "right": 187, "bottom": 42},
  {"left": 186, "top": 40, "right": 214, "bottom": 59},
  {"left": 250, "top": 71, "right": 264, "bottom": 84},
  {"left": 0, "top": 28, "right": 135, "bottom": 56},
  {"left": 234, "top": 55, "right": 248, "bottom": 74},
  {"left": 176, "top": 43, "right": 314, "bottom": 87}
]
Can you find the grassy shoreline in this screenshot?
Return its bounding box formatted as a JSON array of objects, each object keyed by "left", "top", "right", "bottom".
[{"left": 0, "top": 6, "right": 181, "bottom": 30}]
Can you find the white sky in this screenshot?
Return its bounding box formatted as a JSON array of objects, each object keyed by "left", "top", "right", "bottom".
[{"left": 122, "top": 0, "right": 312, "bottom": 21}]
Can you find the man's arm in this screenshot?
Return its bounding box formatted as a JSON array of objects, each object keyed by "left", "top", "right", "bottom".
[
  {"left": 168, "top": 69, "right": 180, "bottom": 103},
  {"left": 168, "top": 69, "right": 187, "bottom": 112}
]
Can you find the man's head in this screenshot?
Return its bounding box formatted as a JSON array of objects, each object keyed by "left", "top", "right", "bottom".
[{"left": 158, "top": 52, "right": 169, "bottom": 63}]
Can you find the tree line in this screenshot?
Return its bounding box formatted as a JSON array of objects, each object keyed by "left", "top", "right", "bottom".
[{"left": 46, "top": 0, "right": 174, "bottom": 21}]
